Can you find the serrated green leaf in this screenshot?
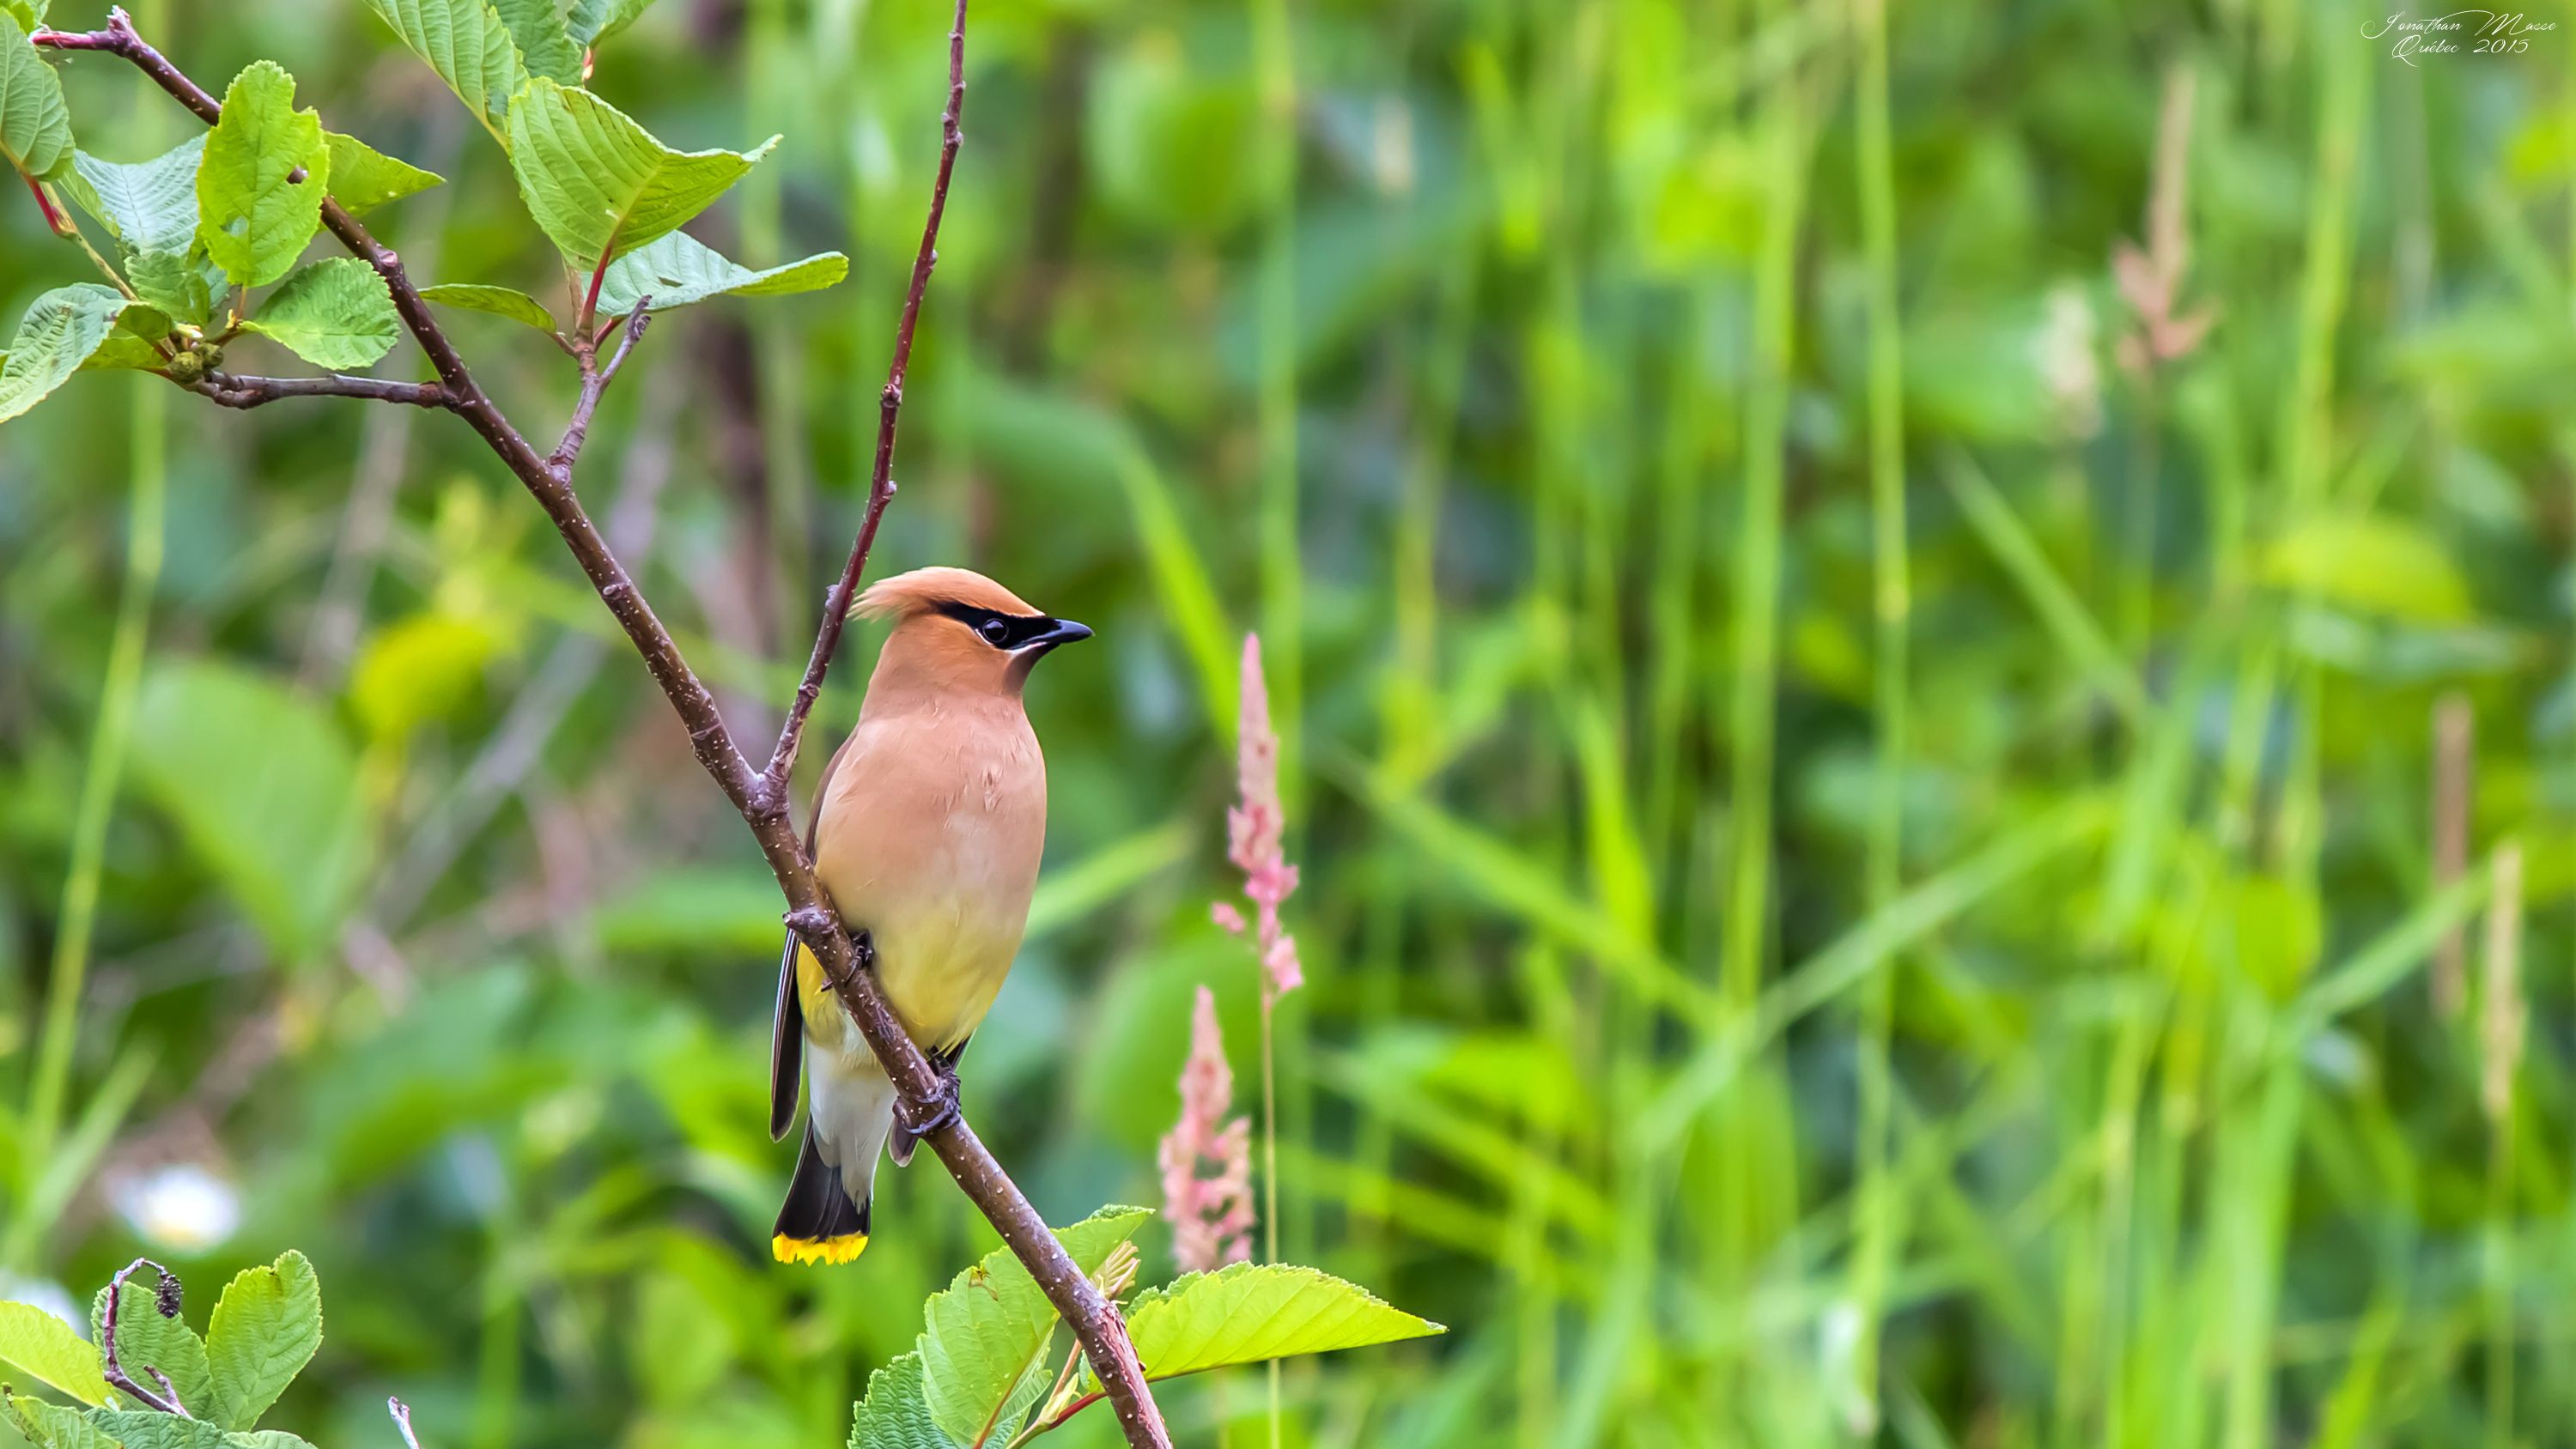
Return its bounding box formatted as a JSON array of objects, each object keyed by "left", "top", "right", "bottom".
[
  {"left": 596, "top": 231, "right": 847, "bottom": 315},
  {"left": 492, "top": 0, "right": 580, "bottom": 82},
  {"left": 505, "top": 76, "right": 776, "bottom": 270},
  {"left": 88, "top": 1411, "right": 227, "bottom": 1449},
  {"left": 203, "top": 1252, "right": 321, "bottom": 1431},
  {"left": 0, "top": 1302, "right": 108, "bottom": 1405},
  {"left": 243, "top": 258, "right": 399, "bottom": 369},
  {"left": 1083, "top": 1263, "right": 1443, "bottom": 1392},
  {"left": 87, "top": 1277, "right": 212, "bottom": 1418},
  {"left": 324, "top": 132, "right": 443, "bottom": 215},
  {"left": 918, "top": 1206, "right": 1151, "bottom": 1446},
  {"left": 196, "top": 62, "right": 330, "bottom": 288},
  {"left": 420, "top": 282, "right": 557, "bottom": 334},
  {"left": 0, "top": 284, "right": 128, "bottom": 425},
  {"left": 125, "top": 246, "right": 225, "bottom": 327},
  {"left": 357, "top": 0, "right": 526, "bottom": 142},
  {"left": 0, "top": 14, "right": 71, "bottom": 181},
  {"left": 847, "top": 1354, "right": 962, "bottom": 1449},
  {"left": 0, "top": 3, "right": 45, "bottom": 36},
  {"left": 69, "top": 136, "right": 204, "bottom": 252},
  {"left": 225, "top": 1434, "right": 319, "bottom": 1449},
  {"left": 568, "top": 0, "right": 654, "bottom": 46},
  {"left": 5, "top": 1392, "right": 116, "bottom": 1449}
]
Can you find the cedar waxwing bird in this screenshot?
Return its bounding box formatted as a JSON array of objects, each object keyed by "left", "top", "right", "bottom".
[{"left": 768, "top": 566, "right": 1093, "bottom": 1265}]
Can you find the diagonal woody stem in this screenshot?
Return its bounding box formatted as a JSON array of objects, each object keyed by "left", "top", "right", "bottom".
[
  {"left": 759, "top": 0, "right": 969, "bottom": 807},
  {"left": 33, "top": 10, "right": 1170, "bottom": 1446}
]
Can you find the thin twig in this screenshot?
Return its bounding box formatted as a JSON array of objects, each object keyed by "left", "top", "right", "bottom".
[
  {"left": 759, "top": 0, "right": 970, "bottom": 805},
  {"left": 42, "top": 11, "right": 1170, "bottom": 1445},
  {"left": 186, "top": 371, "right": 450, "bottom": 410},
  {"left": 552, "top": 296, "right": 652, "bottom": 477},
  {"left": 98, "top": 1258, "right": 189, "bottom": 1416},
  {"left": 388, "top": 1397, "right": 424, "bottom": 1449}
]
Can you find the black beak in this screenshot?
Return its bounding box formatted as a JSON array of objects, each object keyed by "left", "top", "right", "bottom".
[{"left": 1026, "top": 618, "right": 1092, "bottom": 652}]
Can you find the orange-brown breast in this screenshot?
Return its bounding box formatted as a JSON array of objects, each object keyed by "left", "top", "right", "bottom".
[{"left": 802, "top": 693, "right": 1047, "bottom": 1056}]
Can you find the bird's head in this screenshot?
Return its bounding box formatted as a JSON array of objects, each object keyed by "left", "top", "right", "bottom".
[{"left": 852, "top": 566, "right": 1093, "bottom": 701}]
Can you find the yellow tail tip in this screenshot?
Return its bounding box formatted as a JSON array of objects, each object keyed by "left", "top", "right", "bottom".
[{"left": 772, "top": 1232, "right": 869, "bottom": 1265}]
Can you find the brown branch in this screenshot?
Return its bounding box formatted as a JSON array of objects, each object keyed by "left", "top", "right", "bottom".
[
  {"left": 98, "top": 1258, "right": 190, "bottom": 1416},
  {"left": 42, "top": 10, "right": 1170, "bottom": 1446},
  {"left": 759, "top": 0, "right": 969, "bottom": 804},
  {"left": 187, "top": 370, "right": 450, "bottom": 410},
  {"left": 552, "top": 295, "right": 652, "bottom": 476}
]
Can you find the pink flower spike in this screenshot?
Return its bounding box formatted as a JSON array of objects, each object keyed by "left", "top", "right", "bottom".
[
  {"left": 1212, "top": 901, "right": 1247, "bottom": 935},
  {"left": 1158, "top": 986, "right": 1255, "bottom": 1273},
  {"left": 1220, "top": 634, "right": 1303, "bottom": 997}
]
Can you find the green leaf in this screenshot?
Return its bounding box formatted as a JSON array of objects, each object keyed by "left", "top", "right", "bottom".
[
  {"left": 492, "top": 0, "right": 580, "bottom": 82},
  {"left": 0, "top": 284, "right": 129, "bottom": 425},
  {"left": 225, "top": 1434, "right": 319, "bottom": 1449},
  {"left": 419, "top": 282, "right": 557, "bottom": 335},
  {"left": 69, "top": 136, "right": 204, "bottom": 252},
  {"left": 0, "top": 1302, "right": 108, "bottom": 1405},
  {"left": 82, "top": 335, "right": 166, "bottom": 372},
  {"left": 323, "top": 132, "right": 443, "bottom": 215},
  {"left": 596, "top": 231, "right": 847, "bottom": 315},
  {"left": 847, "top": 1354, "right": 962, "bottom": 1449},
  {"left": 129, "top": 661, "right": 372, "bottom": 961},
  {"left": 87, "top": 1412, "right": 227, "bottom": 1449},
  {"left": 356, "top": 0, "right": 525, "bottom": 142},
  {"left": 918, "top": 1206, "right": 1151, "bottom": 1446},
  {"left": 0, "top": 3, "right": 45, "bottom": 36},
  {"left": 505, "top": 76, "right": 777, "bottom": 270},
  {"left": 0, "top": 13, "right": 72, "bottom": 181},
  {"left": 4, "top": 1393, "right": 117, "bottom": 1449},
  {"left": 204, "top": 1252, "right": 321, "bottom": 1431},
  {"left": 1084, "top": 1263, "right": 1443, "bottom": 1391},
  {"left": 196, "top": 61, "right": 330, "bottom": 288},
  {"left": 243, "top": 258, "right": 400, "bottom": 369},
  {"left": 568, "top": 0, "right": 655, "bottom": 47},
  {"left": 2263, "top": 514, "right": 2474, "bottom": 624},
  {"left": 87, "top": 1278, "right": 213, "bottom": 1417},
  {"left": 125, "top": 246, "right": 226, "bottom": 327}
]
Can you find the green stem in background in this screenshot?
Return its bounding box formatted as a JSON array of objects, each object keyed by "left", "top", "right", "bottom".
[
  {"left": 16, "top": 373, "right": 166, "bottom": 1258},
  {"left": 2215, "top": 21, "right": 2364, "bottom": 1443},
  {"left": 2481, "top": 842, "right": 2524, "bottom": 1449},
  {"left": 1258, "top": 979, "right": 1282, "bottom": 1449},
  {"left": 1247, "top": 3, "right": 1298, "bottom": 1445},
  {"left": 1847, "top": 0, "right": 1909, "bottom": 1428},
  {"left": 1719, "top": 64, "right": 1805, "bottom": 1014},
  {"left": 1250, "top": 0, "right": 1302, "bottom": 821}
]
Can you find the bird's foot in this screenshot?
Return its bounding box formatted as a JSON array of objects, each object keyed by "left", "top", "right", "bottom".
[{"left": 896, "top": 1068, "right": 960, "bottom": 1142}]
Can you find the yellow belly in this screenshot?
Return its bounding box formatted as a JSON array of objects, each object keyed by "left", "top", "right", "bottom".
[{"left": 796, "top": 906, "right": 1018, "bottom": 1056}]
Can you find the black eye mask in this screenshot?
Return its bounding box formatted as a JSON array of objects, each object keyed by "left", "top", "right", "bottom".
[{"left": 933, "top": 600, "right": 1064, "bottom": 650}]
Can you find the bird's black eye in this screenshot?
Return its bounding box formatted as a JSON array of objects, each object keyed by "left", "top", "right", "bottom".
[{"left": 979, "top": 617, "right": 1011, "bottom": 646}]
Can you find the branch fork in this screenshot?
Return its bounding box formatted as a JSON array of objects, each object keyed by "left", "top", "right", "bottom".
[
  {"left": 38, "top": 6, "right": 1170, "bottom": 1446},
  {"left": 98, "top": 1258, "right": 191, "bottom": 1416}
]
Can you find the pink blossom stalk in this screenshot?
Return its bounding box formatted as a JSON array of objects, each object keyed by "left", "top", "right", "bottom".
[
  {"left": 1158, "top": 986, "right": 1254, "bottom": 1273},
  {"left": 1215, "top": 634, "right": 1301, "bottom": 996},
  {"left": 1212, "top": 633, "right": 1300, "bottom": 1446}
]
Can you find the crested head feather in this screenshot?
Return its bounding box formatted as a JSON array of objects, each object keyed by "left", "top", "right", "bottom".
[{"left": 852, "top": 566, "right": 1041, "bottom": 621}]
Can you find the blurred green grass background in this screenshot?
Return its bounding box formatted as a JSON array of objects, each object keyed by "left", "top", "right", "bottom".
[{"left": 4, "top": 0, "right": 2575, "bottom": 1444}]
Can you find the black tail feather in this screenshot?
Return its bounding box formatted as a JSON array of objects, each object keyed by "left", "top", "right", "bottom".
[{"left": 770, "top": 1125, "right": 870, "bottom": 1264}]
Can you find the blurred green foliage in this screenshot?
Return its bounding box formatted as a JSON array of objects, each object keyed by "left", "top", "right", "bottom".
[{"left": 2, "top": 0, "right": 2573, "bottom": 1445}]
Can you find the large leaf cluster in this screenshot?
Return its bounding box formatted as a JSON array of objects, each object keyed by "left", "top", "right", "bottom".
[
  {"left": 0, "top": 1255, "right": 325, "bottom": 1449},
  {"left": 0, "top": 0, "right": 841, "bottom": 427},
  {"left": 844, "top": 1208, "right": 1443, "bottom": 1449}
]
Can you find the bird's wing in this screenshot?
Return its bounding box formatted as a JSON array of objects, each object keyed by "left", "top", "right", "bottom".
[{"left": 770, "top": 732, "right": 855, "bottom": 1141}]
